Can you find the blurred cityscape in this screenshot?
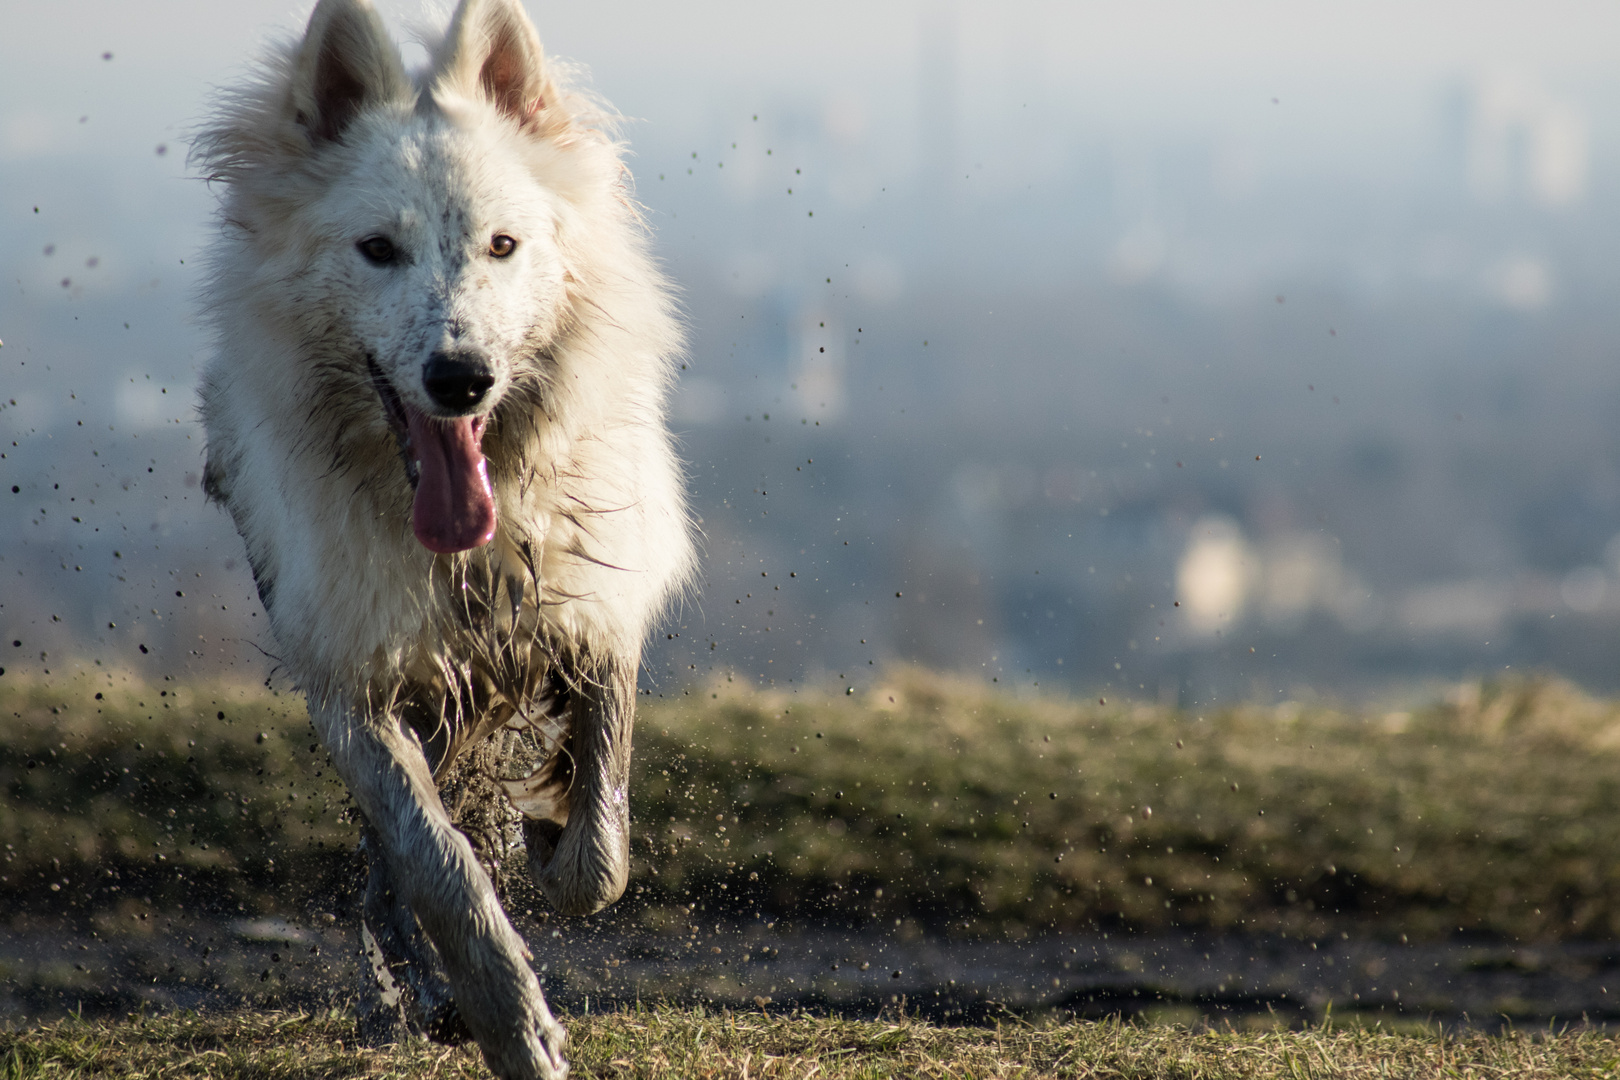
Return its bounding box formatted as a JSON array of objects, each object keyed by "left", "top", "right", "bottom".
[{"left": 5, "top": 4, "right": 1620, "bottom": 704}]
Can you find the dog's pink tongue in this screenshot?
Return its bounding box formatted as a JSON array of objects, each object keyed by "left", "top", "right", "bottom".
[{"left": 406, "top": 409, "right": 495, "bottom": 553}]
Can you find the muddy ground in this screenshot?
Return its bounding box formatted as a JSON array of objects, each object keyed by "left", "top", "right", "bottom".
[{"left": 4, "top": 912, "right": 1618, "bottom": 1032}]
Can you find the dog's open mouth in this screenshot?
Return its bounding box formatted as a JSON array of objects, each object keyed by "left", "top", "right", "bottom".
[{"left": 369, "top": 358, "right": 496, "bottom": 554}]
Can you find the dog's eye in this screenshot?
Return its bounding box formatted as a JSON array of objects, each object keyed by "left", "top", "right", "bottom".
[
  {"left": 489, "top": 234, "right": 517, "bottom": 258},
  {"left": 357, "top": 236, "right": 396, "bottom": 265}
]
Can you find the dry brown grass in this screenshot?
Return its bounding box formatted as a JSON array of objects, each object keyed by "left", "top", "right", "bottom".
[{"left": 5, "top": 1008, "right": 1620, "bottom": 1079}]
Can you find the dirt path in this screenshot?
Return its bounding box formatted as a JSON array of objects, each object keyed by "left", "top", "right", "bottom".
[{"left": 5, "top": 914, "right": 1617, "bottom": 1030}]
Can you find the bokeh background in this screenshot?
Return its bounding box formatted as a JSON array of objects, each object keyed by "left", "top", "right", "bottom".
[{"left": 6, "top": 0, "right": 1620, "bottom": 705}]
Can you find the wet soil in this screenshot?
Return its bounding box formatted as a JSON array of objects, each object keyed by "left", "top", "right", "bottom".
[{"left": 4, "top": 912, "right": 1620, "bottom": 1032}]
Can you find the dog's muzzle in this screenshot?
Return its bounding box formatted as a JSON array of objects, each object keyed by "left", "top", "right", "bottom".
[{"left": 369, "top": 356, "right": 497, "bottom": 554}]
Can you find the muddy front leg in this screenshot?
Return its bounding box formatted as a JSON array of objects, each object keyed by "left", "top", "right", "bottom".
[
  {"left": 511, "top": 658, "right": 639, "bottom": 917},
  {"left": 311, "top": 696, "right": 567, "bottom": 1080},
  {"left": 356, "top": 821, "right": 469, "bottom": 1045}
]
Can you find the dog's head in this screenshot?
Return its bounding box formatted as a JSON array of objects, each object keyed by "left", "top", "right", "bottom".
[{"left": 214, "top": 0, "right": 617, "bottom": 554}]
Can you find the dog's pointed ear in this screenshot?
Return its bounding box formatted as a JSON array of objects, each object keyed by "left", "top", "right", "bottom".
[
  {"left": 289, "top": 0, "right": 409, "bottom": 144},
  {"left": 428, "top": 0, "right": 554, "bottom": 131}
]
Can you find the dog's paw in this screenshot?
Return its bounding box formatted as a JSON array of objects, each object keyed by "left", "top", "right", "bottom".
[
  {"left": 537, "top": 1014, "right": 569, "bottom": 1079},
  {"left": 525, "top": 1001, "right": 570, "bottom": 1080},
  {"left": 533, "top": 995, "right": 573, "bottom": 1080},
  {"left": 481, "top": 1011, "right": 568, "bottom": 1080}
]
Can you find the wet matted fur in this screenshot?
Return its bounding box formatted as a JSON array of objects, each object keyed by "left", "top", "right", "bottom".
[{"left": 193, "top": 1, "right": 694, "bottom": 1076}]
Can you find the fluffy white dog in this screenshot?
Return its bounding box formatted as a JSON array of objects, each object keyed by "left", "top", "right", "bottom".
[{"left": 195, "top": 1, "right": 693, "bottom": 1074}]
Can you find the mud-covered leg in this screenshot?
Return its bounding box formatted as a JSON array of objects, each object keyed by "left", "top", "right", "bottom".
[
  {"left": 519, "top": 658, "right": 638, "bottom": 916},
  {"left": 356, "top": 823, "right": 408, "bottom": 1045},
  {"left": 313, "top": 696, "right": 568, "bottom": 1080},
  {"left": 356, "top": 823, "right": 470, "bottom": 1045}
]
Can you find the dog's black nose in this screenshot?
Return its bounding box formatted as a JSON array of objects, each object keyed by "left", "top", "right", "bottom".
[{"left": 422, "top": 352, "right": 496, "bottom": 412}]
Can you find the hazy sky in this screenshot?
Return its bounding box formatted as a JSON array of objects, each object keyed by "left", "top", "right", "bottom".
[
  {"left": 4, "top": 0, "right": 1615, "bottom": 261},
  {"left": 5, "top": 0, "right": 1620, "bottom": 158},
  {"left": 3, "top": 0, "right": 1617, "bottom": 393}
]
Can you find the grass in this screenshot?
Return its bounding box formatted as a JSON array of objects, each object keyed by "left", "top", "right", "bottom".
[
  {"left": 0, "top": 670, "right": 352, "bottom": 919},
  {"left": 5, "top": 1007, "right": 1620, "bottom": 1078},
  {"left": 7, "top": 665, "right": 1620, "bottom": 939},
  {"left": 635, "top": 669, "right": 1620, "bottom": 940}
]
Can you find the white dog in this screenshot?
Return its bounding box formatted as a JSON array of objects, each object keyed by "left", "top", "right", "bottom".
[{"left": 194, "top": 0, "right": 693, "bottom": 1074}]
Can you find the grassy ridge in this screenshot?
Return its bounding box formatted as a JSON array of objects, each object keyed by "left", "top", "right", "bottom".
[
  {"left": 6, "top": 667, "right": 1620, "bottom": 938},
  {"left": 0, "top": 670, "right": 351, "bottom": 916},
  {"left": 634, "top": 670, "right": 1620, "bottom": 939},
  {"left": 5, "top": 1008, "right": 1620, "bottom": 1079}
]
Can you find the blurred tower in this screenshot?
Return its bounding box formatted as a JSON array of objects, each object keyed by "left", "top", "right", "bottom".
[{"left": 1464, "top": 71, "right": 1588, "bottom": 208}]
